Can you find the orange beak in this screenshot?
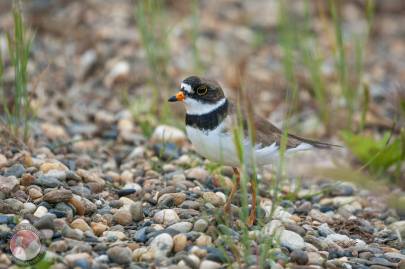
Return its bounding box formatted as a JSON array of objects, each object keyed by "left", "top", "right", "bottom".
[{"left": 168, "top": 91, "right": 185, "bottom": 102}]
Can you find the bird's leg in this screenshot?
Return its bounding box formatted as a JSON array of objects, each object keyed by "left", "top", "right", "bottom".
[
  {"left": 224, "top": 167, "right": 240, "bottom": 213},
  {"left": 247, "top": 175, "right": 257, "bottom": 226}
]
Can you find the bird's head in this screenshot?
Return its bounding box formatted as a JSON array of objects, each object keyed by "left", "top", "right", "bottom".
[{"left": 168, "top": 76, "right": 226, "bottom": 114}]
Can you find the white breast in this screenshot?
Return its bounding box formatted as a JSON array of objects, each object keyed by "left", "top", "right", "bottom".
[
  {"left": 186, "top": 122, "right": 241, "bottom": 167},
  {"left": 186, "top": 123, "right": 313, "bottom": 168}
]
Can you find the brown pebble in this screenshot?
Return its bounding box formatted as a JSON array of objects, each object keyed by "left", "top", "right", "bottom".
[{"left": 68, "top": 197, "right": 85, "bottom": 215}]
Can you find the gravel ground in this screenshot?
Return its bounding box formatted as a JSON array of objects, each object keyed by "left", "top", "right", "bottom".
[{"left": 0, "top": 0, "right": 404, "bottom": 268}]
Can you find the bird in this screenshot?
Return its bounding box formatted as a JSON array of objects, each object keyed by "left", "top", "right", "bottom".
[{"left": 168, "top": 75, "right": 339, "bottom": 226}]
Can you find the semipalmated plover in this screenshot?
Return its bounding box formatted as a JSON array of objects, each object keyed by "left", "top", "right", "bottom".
[{"left": 169, "top": 76, "right": 339, "bottom": 225}]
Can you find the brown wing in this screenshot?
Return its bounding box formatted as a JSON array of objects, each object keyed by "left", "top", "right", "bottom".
[{"left": 228, "top": 101, "right": 340, "bottom": 149}]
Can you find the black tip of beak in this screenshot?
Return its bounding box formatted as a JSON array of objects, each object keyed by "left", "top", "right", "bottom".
[{"left": 168, "top": 96, "right": 177, "bottom": 102}]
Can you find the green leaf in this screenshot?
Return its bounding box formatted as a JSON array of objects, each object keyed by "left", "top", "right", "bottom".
[{"left": 341, "top": 131, "right": 404, "bottom": 171}]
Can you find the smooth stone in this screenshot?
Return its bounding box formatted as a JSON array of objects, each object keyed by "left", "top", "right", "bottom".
[
  {"left": 49, "top": 240, "right": 68, "bottom": 253},
  {"left": 325, "top": 233, "right": 352, "bottom": 246},
  {"left": 28, "top": 187, "right": 43, "bottom": 199},
  {"left": 34, "top": 205, "right": 48, "bottom": 218},
  {"left": 158, "top": 193, "right": 187, "bottom": 207},
  {"left": 45, "top": 170, "right": 67, "bottom": 180},
  {"left": 134, "top": 227, "right": 148, "bottom": 243},
  {"left": 103, "top": 230, "right": 127, "bottom": 241},
  {"left": 62, "top": 225, "right": 83, "bottom": 240},
  {"left": 0, "top": 198, "right": 23, "bottom": 213},
  {"left": 0, "top": 176, "right": 19, "bottom": 193},
  {"left": 196, "top": 234, "right": 212, "bottom": 247},
  {"left": 263, "top": 220, "right": 283, "bottom": 236},
  {"left": 200, "top": 260, "right": 222, "bottom": 269},
  {"left": 150, "top": 233, "right": 174, "bottom": 257},
  {"left": 70, "top": 218, "right": 91, "bottom": 232},
  {"left": 202, "top": 192, "right": 224, "bottom": 206},
  {"left": 307, "top": 251, "right": 324, "bottom": 265},
  {"left": 173, "top": 233, "right": 187, "bottom": 252},
  {"left": 318, "top": 223, "right": 335, "bottom": 236},
  {"left": 35, "top": 175, "right": 64, "bottom": 188},
  {"left": 4, "top": 164, "right": 25, "bottom": 178},
  {"left": 113, "top": 209, "right": 132, "bottom": 226},
  {"left": 154, "top": 209, "right": 180, "bottom": 225},
  {"left": 23, "top": 202, "right": 36, "bottom": 213},
  {"left": 290, "top": 250, "right": 309, "bottom": 265},
  {"left": 91, "top": 222, "right": 108, "bottom": 236},
  {"left": 130, "top": 202, "right": 144, "bottom": 221},
  {"left": 117, "top": 188, "right": 136, "bottom": 197},
  {"left": 185, "top": 167, "right": 209, "bottom": 183},
  {"left": 43, "top": 188, "right": 73, "bottom": 203},
  {"left": 309, "top": 209, "right": 333, "bottom": 224},
  {"left": 64, "top": 253, "right": 92, "bottom": 268},
  {"left": 280, "top": 230, "right": 305, "bottom": 250},
  {"left": 34, "top": 214, "right": 56, "bottom": 230},
  {"left": 107, "top": 246, "right": 132, "bottom": 264},
  {"left": 194, "top": 219, "right": 209, "bottom": 232},
  {"left": 40, "top": 162, "right": 68, "bottom": 173},
  {"left": 168, "top": 222, "right": 193, "bottom": 233},
  {"left": 151, "top": 125, "right": 187, "bottom": 145},
  {"left": 389, "top": 221, "right": 405, "bottom": 238}
]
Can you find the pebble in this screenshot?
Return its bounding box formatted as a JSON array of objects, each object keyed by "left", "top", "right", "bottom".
[
  {"left": 34, "top": 214, "right": 56, "bottom": 230},
  {"left": 150, "top": 233, "right": 174, "bottom": 258},
  {"left": 91, "top": 222, "right": 108, "bottom": 236},
  {"left": 158, "top": 192, "right": 187, "bottom": 206},
  {"left": 0, "top": 154, "right": 7, "bottom": 168},
  {"left": 62, "top": 225, "right": 83, "bottom": 240},
  {"left": 65, "top": 253, "right": 92, "bottom": 268},
  {"left": 307, "top": 251, "right": 324, "bottom": 265},
  {"left": 389, "top": 221, "right": 405, "bottom": 237},
  {"left": 196, "top": 234, "right": 212, "bottom": 247},
  {"left": 203, "top": 192, "right": 224, "bottom": 206},
  {"left": 35, "top": 175, "right": 64, "bottom": 188},
  {"left": 151, "top": 125, "right": 187, "bottom": 145},
  {"left": 113, "top": 209, "right": 132, "bottom": 225},
  {"left": 40, "top": 162, "right": 68, "bottom": 173},
  {"left": 0, "top": 176, "right": 19, "bottom": 193},
  {"left": 325, "top": 233, "right": 353, "bottom": 247},
  {"left": 28, "top": 187, "right": 43, "bottom": 199},
  {"left": 173, "top": 233, "right": 187, "bottom": 252},
  {"left": 200, "top": 260, "right": 222, "bottom": 269},
  {"left": 104, "top": 230, "right": 127, "bottom": 241},
  {"left": 34, "top": 205, "right": 48, "bottom": 218},
  {"left": 194, "top": 219, "right": 209, "bottom": 232},
  {"left": 70, "top": 218, "right": 91, "bottom": 232},
  {"left": 290, "top": 250, "right": 309, "bottom": 265},
  {"left": 185, "top": 167, "right": 209, "bottom": 183},
  {"left": 318, "top": 223, "right": 335, "bottom": 236},
  {"left": 68, "top": 197, "right": 86, "bottom": 216},
  {"left": 168, "top": 221, "right": 193, "bottom": 233},
  {"left": 107, "top": 246, "right": 132, "bottom": 264},
  {"left": 43, "top": 188, "right": 73, "bottom": 203},
  {"left": 49, "top": 240, "right": 68, "bottom": 253},
  {"left": 4, "top": 164, "right": 25, "bottom": 178},
  {"left": 154, "top": 209, "right": 180, "bottom": 225},
  {"left": 280, "top": 230, "right": 305, "bottom": 250},
  {"left": 130, "top": 201, "right": 144, "bottom": 221},
  {"left": 309, "top": 209, "right": 333, "bottom": 224}
]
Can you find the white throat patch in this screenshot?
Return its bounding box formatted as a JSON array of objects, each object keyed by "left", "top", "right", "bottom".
[{"left": 184, "top": 98, "right": 226, "bottom": 115}]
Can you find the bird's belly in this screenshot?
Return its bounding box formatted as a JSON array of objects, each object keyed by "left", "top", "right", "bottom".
[{"left": 186, "top": 125, "right": 240, "bottom": 166}]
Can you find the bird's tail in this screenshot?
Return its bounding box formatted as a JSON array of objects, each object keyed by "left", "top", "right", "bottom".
[{"left": 289, "top": 134, "right": 343, "bottom": 149}]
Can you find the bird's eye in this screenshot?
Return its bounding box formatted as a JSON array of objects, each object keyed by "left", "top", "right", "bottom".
[{"left": 196, "top": 85, "right": 208, "bottom": 95}]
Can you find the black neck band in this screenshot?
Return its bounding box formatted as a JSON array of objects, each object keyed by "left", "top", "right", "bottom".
[{"left": 186, "top": 99, "right": 229, "bottom": 131}]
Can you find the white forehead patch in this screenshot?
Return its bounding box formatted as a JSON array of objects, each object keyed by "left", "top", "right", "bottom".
[{"left": 181, "top": 83, "right": 193, "bottom": 93}]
